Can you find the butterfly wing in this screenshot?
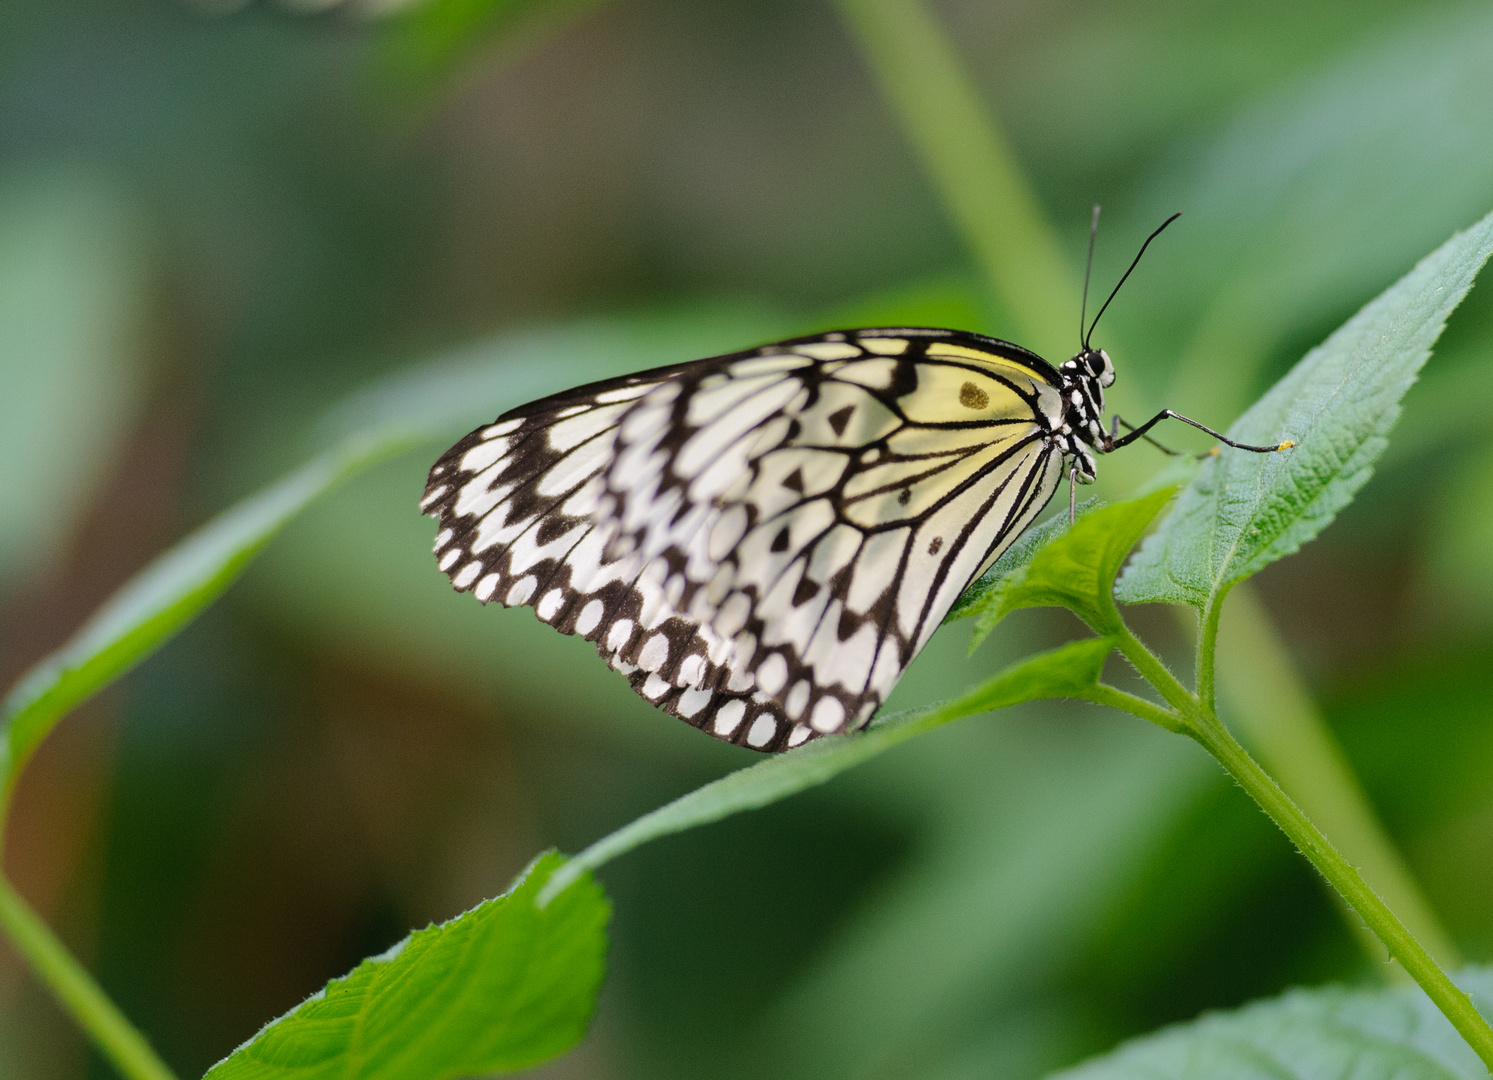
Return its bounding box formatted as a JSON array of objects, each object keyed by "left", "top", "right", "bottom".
[{"left": 422, "top": 328, "right": 1067, "bottom": 751}]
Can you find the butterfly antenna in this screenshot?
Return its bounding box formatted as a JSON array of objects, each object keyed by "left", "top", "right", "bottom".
[
  {"left": 1084, "top": 211, "right": 1181, "bottom": 348},
  {"left": 1079, "top": 205, "right": 1100, "bottom": 350}
]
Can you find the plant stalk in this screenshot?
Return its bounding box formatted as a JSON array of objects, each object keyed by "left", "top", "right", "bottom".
[
  {"left": 1084, "top": 683, "right": 1186, "bottom": 733},
  {"left": 1185, "top": 708, "right": 1493, "bottom": 1068},
  {"left": 1109, "top": 619, "right": 1196, "bottom": 717},
  {"left": 0, "top": 878, "right": 177, "bottom": 1080},
  {"left": 1211, "top": 586, "right": 1461, "bottom": 973}
]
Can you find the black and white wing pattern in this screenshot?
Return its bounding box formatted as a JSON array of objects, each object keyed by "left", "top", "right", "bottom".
[{"left": 422, "top": 328, "right": 1068, "bottom": 752}]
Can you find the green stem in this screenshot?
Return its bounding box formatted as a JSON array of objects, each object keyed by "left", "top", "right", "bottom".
[
  {"left": 1186, "top": 708, "right": 1493, "bottom": 1067},
  {"left": 1111, "top": 599, "right": 1478, "bottom": 1040},
  {"left": 1111, "top": 619, "right": 1195, "bottom": 718},
  {"left": 1210, "top": 586, "right": 1462, "bottom": 972},
  {"left": 1084, "top": 683, "right": 1186, "bottom": 733},
  {"left": 0, "top": 878, "right": 177, "bottom": 1080},
  {"left": 1196, "top": 592, "right": 1224, "bottom": 712}
]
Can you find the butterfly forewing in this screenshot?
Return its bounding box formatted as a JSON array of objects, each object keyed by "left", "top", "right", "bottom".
[{"left": 423, "top": 328, "right": 1066, "bottom": 751}]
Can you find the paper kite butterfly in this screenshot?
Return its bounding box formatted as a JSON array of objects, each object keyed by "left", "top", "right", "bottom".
[{"left": 421, "top": 213, "right": 1290, "bottom": 752}]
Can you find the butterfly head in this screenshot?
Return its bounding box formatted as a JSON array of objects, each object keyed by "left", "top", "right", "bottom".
[
  {"left": 1057, "top": 348, "right": 1112, "bottom": 483},
  {"left": 1064, "top": 346, "right": 1114, "bottom": 387},
  {"left": 1060, "top": 347, "right": 1114, "bottom": 404}
]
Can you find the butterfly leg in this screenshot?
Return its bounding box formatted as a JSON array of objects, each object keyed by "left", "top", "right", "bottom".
[
  {"left": 1108, "top": 414, "right": 1183, "bottom": 456},
  {"left": 1105, "top": 410, "right": 1294, "bottom": 454},
  {"left": 1069, "top": 464, "right": 1079, "bottom": 524}
]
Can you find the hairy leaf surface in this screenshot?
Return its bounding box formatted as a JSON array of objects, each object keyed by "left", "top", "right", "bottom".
[{"left": 1118, "top": 209, "right": 1493, "bottom": 608}]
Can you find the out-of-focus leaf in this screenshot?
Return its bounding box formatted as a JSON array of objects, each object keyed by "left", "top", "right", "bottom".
[
  {"left": 968, "top": 489, "right": 1175, "bottom": 636},
  {"left": 378, "top": 0, "right": 606, "bottom": 87},
  {"left": 0, "top": 166, "right": 148, "bottom": 587},
  {"left": 813, "top": 275, "right": 994, "bottom": 337},
  {"left": 317, "top": 306, "right": 792, "bottom": 449},
  {"left": 0, "top": 433, "right": 416, "bottom": 792},
  {"left": 205, "top": 852, "right": 609, "bottom": 1080},
  {"left": 1049, "top": 968, "right": 1493, "bottom": 1080},
  {"left": 1387, "top": 337, "right": 1493, "bottom": 466},
  {"left": 538, "top": 637, "right": 1115, "bottom": 906},
  {"left": 1124, "top": 5, "right": 1493, "bottom": 416},
  {"left": 1118, "top": 209, "right": 1493, "bottom": 609},
  {"left": 1425, "top": 440, "right": 1493, "bottom": 623}
]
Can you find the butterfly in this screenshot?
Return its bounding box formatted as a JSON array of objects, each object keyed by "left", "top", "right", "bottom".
[{"left": 420, "top": 212, "right": 1290, "bottom": 752}]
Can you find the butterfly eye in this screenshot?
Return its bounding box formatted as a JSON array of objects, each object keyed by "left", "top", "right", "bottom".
[{"left": 1085, "top": 352, "right": 1107, "bottom": 377}]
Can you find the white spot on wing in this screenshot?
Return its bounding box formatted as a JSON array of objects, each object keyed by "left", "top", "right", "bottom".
[
  {"left": 460, "top": 439, "right": 509, "bottom": 474},
  {"left": 638, "top": 633, "right": 670, "bottom": 672},
  {"left": 746, "top": 715, "right": 777, "bottom": 747},
  {"left": 810, "top": 697, "right": 845, "bottom": 733},
  {"left": 856, "top": 336, "right": 908, "bottom": 355},
  {"left": 575, "top": 599, "right": 604, "bottom": 635},
  {"left": 453, "top": 562, "right": 482, "bottom": 589},
  {"left": 679, "top": 653, "right": 706, "bottom": 686},
  {"left": 507, "top": 576, "right": 537, "bottom": 605},
  {"left": 607, "top": 619, "right": 634, "bottom": 652},
  {"left": 547, "top": 404, "right": 624, "bottom": 451},
  {"left": 846, "top": 529, "right": 908, "bottom": 613},
  {"left": 708, "top": 506, "right": 749, "bottom": 561},
  {"left": 833, "top": 358, "right": 898, "bottom": 388},
  {"left": 728, "top": 355, "right": 814, "bottom": 377},
  {"left": 537, "top": 589, "right": 565, "bottom": 621},
  {"left": 536, "top": 434, "right": 613, "bottom": 496},
  {"left": 793, "top": 340, "right": 861, "bottom": 361},
  {"left": 713, "top": 700, "right": 746, "bottom": 735},
  {"left": 595, "top": 384, "right": 656, "bottom": 404},
  {"left": 755, "top": 653, "right": 788, "bottom": 696}
]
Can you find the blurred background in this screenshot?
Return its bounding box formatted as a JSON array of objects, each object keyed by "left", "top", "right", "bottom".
[{"left": 3, "top": 0, "right": 1493, "bottom": 1077}]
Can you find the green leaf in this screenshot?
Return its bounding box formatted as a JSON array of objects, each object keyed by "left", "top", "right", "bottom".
[
  {"left": 973, "top": 489, "right": 1176, "bottom": 635},
  {"left": 0, "top": 433, "right": 416, "bottom": 792},
  {"left": 205, "top": 853, "right": 609, "bottom": 1080},
  {"left": 944, "top": 498, "right": 1098, "bottom": 628},
  {"left": 1117, "top": 207, "right": 1493, "bottom": 609},
  {"left": 1050, "top": 968, "right": 1493, "bottom": 1080},
  {"left": 538, "top": 637, "right": 1115, "bottom": 906}
]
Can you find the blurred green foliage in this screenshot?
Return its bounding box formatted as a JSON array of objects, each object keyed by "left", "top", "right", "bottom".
[{"left": 3, "top": 1, "right": 1493, "bottom": 1078}]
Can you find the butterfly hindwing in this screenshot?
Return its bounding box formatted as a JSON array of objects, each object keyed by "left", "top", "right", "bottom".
[{"left": 423, "top": 328, "right": 1067, "bottom": 751}]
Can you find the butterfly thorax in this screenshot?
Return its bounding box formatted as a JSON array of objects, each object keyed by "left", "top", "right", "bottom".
[{"left": 1055, "top": 347, "right": 1114, "bottom": 483}]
